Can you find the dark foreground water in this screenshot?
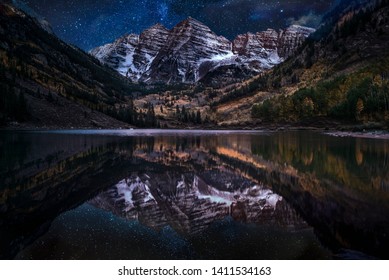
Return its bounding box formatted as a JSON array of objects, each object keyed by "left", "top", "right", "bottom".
[{"left": 0, "top": 130, "right": 388, "bottom": 260}]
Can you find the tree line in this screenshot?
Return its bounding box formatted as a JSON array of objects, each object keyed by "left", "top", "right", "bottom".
[{"left": 252, "top": 75, "right": 389, "bottom": 125}]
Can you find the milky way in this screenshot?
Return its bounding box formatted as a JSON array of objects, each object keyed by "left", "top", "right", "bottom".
[{"left": 20, "top": 0, "right": 340, "bottom": 51}]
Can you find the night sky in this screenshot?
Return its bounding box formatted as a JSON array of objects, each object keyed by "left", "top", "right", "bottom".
[{"left": 17, "top": 0, "right": 341, "bottom": 51}]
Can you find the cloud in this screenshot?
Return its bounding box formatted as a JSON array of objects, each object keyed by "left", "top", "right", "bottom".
[{"left": 287, "top": 11, "right": 323, "bottom": 28}]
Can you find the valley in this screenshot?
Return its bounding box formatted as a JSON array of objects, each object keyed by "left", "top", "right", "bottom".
[{"left": 1, "top": 0, "right": 389, "bottom": 130}]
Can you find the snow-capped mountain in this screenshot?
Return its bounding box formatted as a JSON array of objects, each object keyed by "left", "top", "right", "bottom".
[
  {"left": 90, "top": 173, "right": 306, "bottom": 235},
  {"left": 144, "top": 17, "right": 233, "bottom": 84},
  {"left": 90, "top": 33, "right": 140, "bottom": 76},
  {"left": 90, "top": 23, "right": 170, "bottom": 79},
  {"left": 91, "top": 18, "right": 315, "bottom": 84},
  {"left": 232, "top": 25, "right": 316, "bottom": 70}
]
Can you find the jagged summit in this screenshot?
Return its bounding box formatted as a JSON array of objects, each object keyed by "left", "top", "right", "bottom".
[
  {"left": 90, "top": 17, "right": 315, "bottom": 84},
  {"left": 149, "top": 22, "right": 166, "bottom": 28},
  {"left": 176, "top": 16, "right": 210, "bottom": 28},
  {"left": 143, "top": 23, "right": 169, "bottom": 33}
]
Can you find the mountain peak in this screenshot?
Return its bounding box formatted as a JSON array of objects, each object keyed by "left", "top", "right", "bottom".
[
  {"left": 185, "top": 16, "right": 198, "bottom": 22},
  {"left": 178, "top": 17, "right": 209, "bottom": 28},
  {"left": 146, "top": 23, "right": 168, "bottom": 31}
]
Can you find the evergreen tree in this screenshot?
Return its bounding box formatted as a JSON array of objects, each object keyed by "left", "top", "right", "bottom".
[
  {"left": 47, "top": 90, "right": 54, "bottom": 102},
  {"left": 145, "top": 103, "right": 156, "bottom": 127},
  {"left": 176, "top": 105, "right": 180, "bottom": 117},
  {"left": 191, "top": 111, "right": 196, "bottom": 123},
  {"left": 196, "top": 110, "right": 202, "bottom": 124},
  {"left": 16, "top": 90, "right": 28, "bottom": 121}
]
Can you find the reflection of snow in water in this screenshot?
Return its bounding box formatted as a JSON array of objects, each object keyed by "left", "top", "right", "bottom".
[
  {"left": 116, "top": 178, "right": 155, "bottom": 212},
  {"left": 192, "top": 175, "right": 282, "bottom": 209},
  {"left": 116, "top": 174, "right": 282, "bottom": 212}
]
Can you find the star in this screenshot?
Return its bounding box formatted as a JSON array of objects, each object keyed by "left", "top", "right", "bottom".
[{"left": 19, "top": 0, "right": 340, "bottom": 50}]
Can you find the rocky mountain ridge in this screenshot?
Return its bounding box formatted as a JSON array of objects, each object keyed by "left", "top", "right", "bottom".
[{"left": 91, "top": 18, "right": 315, "bottom": 84}]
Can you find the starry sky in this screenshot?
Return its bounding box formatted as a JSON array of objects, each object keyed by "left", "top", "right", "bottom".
[{"left": 18, "top": 0, "right": 341, "bottom": 51}]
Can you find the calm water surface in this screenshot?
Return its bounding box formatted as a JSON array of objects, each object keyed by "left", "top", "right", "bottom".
[{"left": 0, "top": 130, "right": 388, "bottom": 259}]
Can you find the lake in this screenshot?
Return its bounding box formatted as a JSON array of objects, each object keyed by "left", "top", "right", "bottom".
[{"left": 0, "top": 129, "right": 388, "bottom": 260}]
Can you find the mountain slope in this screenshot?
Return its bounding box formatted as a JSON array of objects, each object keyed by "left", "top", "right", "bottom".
[
  {"left": 249, "top": 0, "right": 389, "bottom": 127},
  {"left": 0, "top": 3, "right": 141, "bottom": 128}
]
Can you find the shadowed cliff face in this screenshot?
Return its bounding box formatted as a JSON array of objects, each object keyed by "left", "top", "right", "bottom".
[{"left": 1, "top": 130, "right": 388, "bottom": 259}]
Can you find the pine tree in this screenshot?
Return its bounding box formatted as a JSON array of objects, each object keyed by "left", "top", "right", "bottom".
[
  {"left": 356, "top": 98, "right": 364, "bottom": 120},
  {"left": 191, "top": 111, "right": 196, "bottom": 123},
  {"left": 16, "top": 90, "right": 28, "bottom": 121},
  {"left": 196, "top": 110, "right": 202, "bottom": 124},
  {"left": 47, "top": 90, "right": 54, "bottom": 102}
]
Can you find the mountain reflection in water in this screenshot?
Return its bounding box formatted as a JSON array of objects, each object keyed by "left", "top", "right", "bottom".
[{"left": 0, "top": 130, "right": 388, "bottom": 259}]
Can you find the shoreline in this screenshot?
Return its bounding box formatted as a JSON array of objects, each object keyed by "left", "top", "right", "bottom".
[
  {"left": 324, "top": 130, "right": 389, "bottom": 140},
  {"left": 1, "top": 121, "right": 388, "bottom": 139}
]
